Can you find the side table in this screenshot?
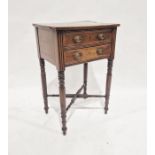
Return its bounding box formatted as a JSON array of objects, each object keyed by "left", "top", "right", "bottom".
[{"left": 33, "top": 21, "right": 120, "bottom": 135}]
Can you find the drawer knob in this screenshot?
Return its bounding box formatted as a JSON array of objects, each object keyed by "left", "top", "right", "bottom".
[
  {"left": 97, "top": 33, "right": 105, "bottom": 40},
  {"left": 96, "top": 48, "right": 104, "bottom": 55},
  {"left": 73, "top": 52, "right": 82, "bottom": 61},
  {"left": 73, "top": 35, "right": 82, "bottom": 43}
]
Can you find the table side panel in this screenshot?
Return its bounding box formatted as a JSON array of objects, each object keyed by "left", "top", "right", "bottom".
[
  {"left": 110, "top": 28, "right": 117, "bottom": 59},
  {"left": 37, "top": 27, "right": 59, "bottom": 66}
]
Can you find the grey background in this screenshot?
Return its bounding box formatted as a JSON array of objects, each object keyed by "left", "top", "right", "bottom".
[{"left": 9, "top": 0, "right": 146, "bottom": 155}]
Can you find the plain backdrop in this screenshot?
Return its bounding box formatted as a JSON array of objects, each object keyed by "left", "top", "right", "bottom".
[{"left": 9, "top": 0, "right": 146, "bottom": 155}]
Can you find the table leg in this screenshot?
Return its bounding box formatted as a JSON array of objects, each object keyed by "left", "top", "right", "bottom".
[
  {"left": 83, "top": 63, "right": 88, "bottom": 98},
  {"left": 58, "top": 71, "right": 67, "bottom": 135},
  {"left": 39, "top": 58, "right": 49, "bottom": 114},
  {"left": 105, "top": 59, "right": 113, "bottom": 114}
]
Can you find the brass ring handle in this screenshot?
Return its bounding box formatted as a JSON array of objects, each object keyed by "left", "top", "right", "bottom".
[
  {"left": 73, "top": 35, "right": 82, "bottom": 43},
  {"left": 73, "top": 52, "right": 82, "bottom": 61},
  {"left": 96, "top": 48, "right": 104, "bottom": 55},
  {"left": 97, "top": 33, "right": 105, "bottom": 40}
]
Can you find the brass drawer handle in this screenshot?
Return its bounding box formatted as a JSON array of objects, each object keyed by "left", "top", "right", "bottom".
[
  {"left": 73, "top": 35, "right": 83, "bottom": 43},
  {"left": 96, "top": 48, "right": 104, "bottom": 55},
  {"left": 97, "top": 33, "right": 105, "bottom": 40},
  {"left": 73, "top": 52, "right": 82, "bottom": 61}
]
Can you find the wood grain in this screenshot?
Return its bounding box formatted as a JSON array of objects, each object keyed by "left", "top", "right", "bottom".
[
  {"left": 37, "top": 27, "right": 59, "bottom": 66},
  {"left": 33, "top": 21, "right": 120, "bottom": 135},
  {"left": 64, "top": 44, "right": 111, "bottom": 66},
  {"left": 63, "top": 29, "right": 112, "bottom": 49}
]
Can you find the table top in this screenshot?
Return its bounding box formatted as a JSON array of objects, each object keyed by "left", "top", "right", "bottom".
[{"left": 33, "top": 21, "right": 120, "bottom": 30}]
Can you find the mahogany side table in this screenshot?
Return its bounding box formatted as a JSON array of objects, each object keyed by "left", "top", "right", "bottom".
[{"left": 33, "top": 21, "right": 120, "bottom": 135}]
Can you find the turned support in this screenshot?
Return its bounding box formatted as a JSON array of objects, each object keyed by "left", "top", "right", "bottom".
[
  {"left": 83, "top": 63, "right": 88, "bottom": 98},
  {"left": 58, "top": 71, "right": 67, "bottom": 135},
  {"left": 39, "top": 58, "right": 49, "bottom": 114},
  {"left": 104, "top": 59, "right": 113, "bottom": 114}
]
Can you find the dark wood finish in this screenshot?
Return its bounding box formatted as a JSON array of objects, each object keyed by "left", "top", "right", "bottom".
[
  {"left": 48, "top": 94, "right": 105, "bottom": 98},
  {"left": 39, "top": 59, "right": 49, "bottom": 113},
  {"left": 57, "top": 31, "right": 65, "bottom": 70},
  {"left": 104, "top": 59, "right": 113, "bottom": 114},
  {"left": 83, "top": 63, "right": 88, "bottom": 98},
  {"left": 110, "top": 28, "right": 117, "bottom": 59},
  {"left": 66, "top": 84, "right": 85, "bottom": 111},
  {"left": 33, "top": 21, "right": 119, "bottom": 135},
  {"left": 63, "top": 29, "right": 112, "bottom": 48},
  {"left": 58, "top": 71, "right": 67, "bottom": 135},
  {"left": 37, "top": 27, "right": 60, "bottom": 68},
  {"left": 64, "top": 44, "right": 111, "bottom": 66}
]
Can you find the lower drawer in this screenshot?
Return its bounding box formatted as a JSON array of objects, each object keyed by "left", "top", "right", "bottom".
[{"left": 64, "top": 44, "right": 111, "bottom": 66}]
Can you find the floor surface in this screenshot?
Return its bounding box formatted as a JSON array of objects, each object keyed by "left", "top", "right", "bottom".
[{"left": 9, "top": 67, "right": 146, "bottom": 155}]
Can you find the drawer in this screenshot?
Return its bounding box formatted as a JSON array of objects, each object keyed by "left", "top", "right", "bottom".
[
  {"left": 63, "top": 29, "right": 112, "bottom": 49},
  {"left": 64, "top": 44, "right": 111, "bottom": 66}
]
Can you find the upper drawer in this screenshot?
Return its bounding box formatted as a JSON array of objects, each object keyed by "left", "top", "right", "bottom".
[{"left": 63, "top": 29, "right": 112, "bottom": 48}]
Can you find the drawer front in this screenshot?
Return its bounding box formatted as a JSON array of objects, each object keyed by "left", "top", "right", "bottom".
[
  {"left": 63, "top": 29, "right": 112, "bottom": 48},
  {"left": 64, "top": 44, "right": 111, "bottom": 66}
]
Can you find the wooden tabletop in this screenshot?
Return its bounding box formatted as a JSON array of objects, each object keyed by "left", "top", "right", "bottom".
[{"left": 33, "top": 21, "right": 120, "bottom": 30}]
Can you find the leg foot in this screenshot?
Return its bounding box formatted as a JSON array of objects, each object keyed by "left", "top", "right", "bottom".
[
  {"left": 44, "top": 107, "right": 49, "bottom": 114},
  {"left": 62, "top": 126, "right": 67, "bottom": 135},
  {"left": 63, "top": 131, "right": 66, "bottom": 135},
  {"left": 104, "top": 107, "right": 108, "bottom": 114}
]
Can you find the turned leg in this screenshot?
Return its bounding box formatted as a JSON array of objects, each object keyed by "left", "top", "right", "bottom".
[
  {"left": 39, "top": 59, "right": 49, "bottom": 114},
  {"left": 104, "top": 59, "right": 113, "bottom": 114},
  {"left": 83, "top": 63, "right": 88, "bottom": 98},
  {"left": 58, "top": 71, "right": 67, "bottom": 135}
]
